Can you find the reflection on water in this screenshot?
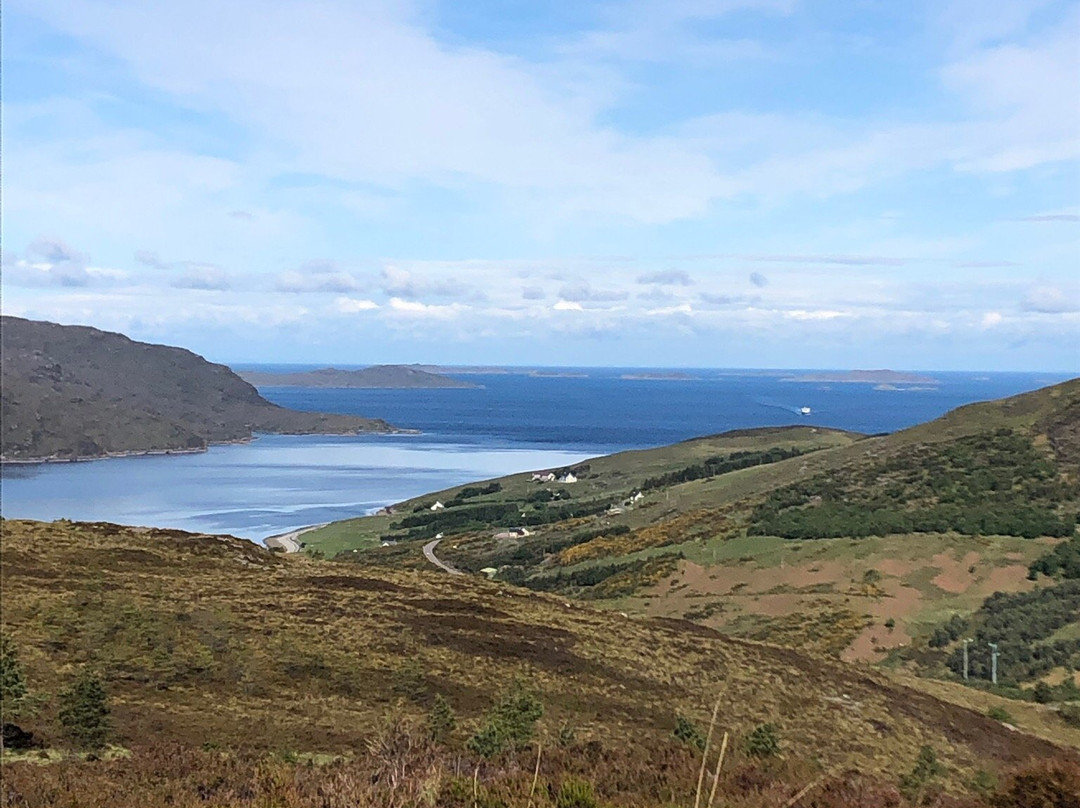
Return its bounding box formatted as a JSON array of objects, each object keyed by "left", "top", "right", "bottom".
[{"left": 0, "top": 434, "right": 601, "bottom": 540}]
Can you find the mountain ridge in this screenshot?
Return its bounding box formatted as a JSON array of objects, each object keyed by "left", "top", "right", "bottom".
[{"left": 0, "top": 317, "right": 403, "bottom": 462}]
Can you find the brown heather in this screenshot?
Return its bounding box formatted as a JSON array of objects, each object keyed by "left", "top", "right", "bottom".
[{"left": 1, "top": 518, "right": 1076, "bottom": 806}]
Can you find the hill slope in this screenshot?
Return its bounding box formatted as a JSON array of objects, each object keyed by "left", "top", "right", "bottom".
[
  {"left": 0, "top": 317, "right": 400, "bottom": 461},
  {"left": 1, "top": 518, "right": 1073, "bottom": 803},
  {"left": 238, "top": 364, "right": 479, "bottom": 388},
  {"left": 306, "top": 379, "right": 1080, "bottom": 675}
]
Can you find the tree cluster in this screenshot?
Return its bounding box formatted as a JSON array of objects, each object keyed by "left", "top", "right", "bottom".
[
  {"left": 641, "top": 447, "right": 807, "bottom": 491},
  {"left": 748, "top": 429, "right": 1077, "bottom": 540}
]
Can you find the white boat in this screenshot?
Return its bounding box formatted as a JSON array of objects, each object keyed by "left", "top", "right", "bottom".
[{"left": 799, "top": 406, "right": 812, "bottom": 415}]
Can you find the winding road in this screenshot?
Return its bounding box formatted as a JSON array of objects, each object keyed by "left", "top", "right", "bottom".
[{"left": 423, "top": 539, "right": 464, "bottom": 575}]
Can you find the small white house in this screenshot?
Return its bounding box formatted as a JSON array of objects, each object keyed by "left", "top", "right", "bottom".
[
  {"left": 532, "top": 472, "right": 557, "bottom": 483},
  {"left": 557, "top": 472, "right": 578, "bottom": 484},
  {"left": 430, "top": 501, "right": 446, "bottom": 511},
  {"left": 494, "top": 527, "right": 532, "bottom": 540},
  {"left": 630, "top": 491, "right": 645, "bottom": 503}
]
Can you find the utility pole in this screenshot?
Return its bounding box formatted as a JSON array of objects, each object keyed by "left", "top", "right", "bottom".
[
  {"left": 988, "top": 642, "right": 999, "bottom": 685},
  {"left": 962, "top": 638, "right": 971, "bottom": 681}
]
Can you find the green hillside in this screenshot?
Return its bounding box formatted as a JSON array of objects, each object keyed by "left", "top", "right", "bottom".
[{"left": 306, "top": 380, "right": 1080, "bottom": 688}]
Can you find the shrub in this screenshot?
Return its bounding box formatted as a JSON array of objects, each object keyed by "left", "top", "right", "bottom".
[
  {"left": 0, "top": 635, "right": 29, "bottom": 736},
  {"left": 58, "top": 669, "right": 111, "bottom": 750},
  {"left": 884, "top": 618, "right": 896, "bottom": 630},
  {"left": 467, "top": 679, "right": 543, "bottom": 757},
  {"left": 898, "top": 745, "right": 944, "bottom": 804},
  {"left": 744, "top": 723, "right": 780, "bottom": 758},
  {"left": 971, "top": 768, "right": 997, "bottom": 796},
  {"left": 672, "top": 715, "right": 705, "bottom": 750},
  {"left": 489, "top": 678, "right": 542, "bottom": 749},
  {"left": 990, "top": 759, "right": 1080, "bottom": 808},
  {"left": 391, "top": 660, "right": 428, "bottom": 704},
  {"left": 467, "top": 723, "right": 503, "bottom": 759},
  {"left": 1032, "top": 681, "right": 1054, "bottom": 704},
  {"left": 988, "top": 706, "right": 1015, "bottom": 724},
  {"left": 555, "top": 778, "right": 599, "bottom": 808},
  {"left": 557, "top": 723, "right": 577, "bottom": 748},
  {"left": 427, "top": 694, "right": 456, "bottom": 744},
  {"left": 1058, "top": 704, "right": 1080, "bottom": 728}
]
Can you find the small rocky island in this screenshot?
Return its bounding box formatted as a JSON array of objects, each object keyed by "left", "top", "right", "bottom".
[
  {"left": 238, "top": 365, "right": 479, "bottom": 389},
  {"left": 0, "top": 317, "right": 403, "bottom": 463},
  {"left": 784, "top": 369, "right": 939, "bottom": 385}
]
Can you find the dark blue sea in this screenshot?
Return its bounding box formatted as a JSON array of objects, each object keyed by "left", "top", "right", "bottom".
[{"left": 1, "top": 368, "right": 1071, "bottom": 540}]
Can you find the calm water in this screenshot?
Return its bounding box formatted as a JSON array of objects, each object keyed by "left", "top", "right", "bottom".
[{"left": 1, "top": 368, "right": 1070, "bottom": 540}]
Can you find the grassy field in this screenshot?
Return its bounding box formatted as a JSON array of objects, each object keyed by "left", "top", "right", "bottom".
[{"left": 608, "top": 532, "right": 1053, "bottom": 662}]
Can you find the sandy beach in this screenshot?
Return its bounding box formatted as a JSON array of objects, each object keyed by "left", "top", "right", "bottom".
[{"left": 264, "top": 523, "right": 327, "bottom": 553}]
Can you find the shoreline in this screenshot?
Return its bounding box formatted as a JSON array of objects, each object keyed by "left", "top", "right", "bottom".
[
  {"left": 0, "top": 428, "right": 422, "bottom": 466},
  {"left": 264, "top": 523, "right": 328, "bottom": 553},
  {"left": 0, "top": 437, "right": 253, "bottom": 466}
]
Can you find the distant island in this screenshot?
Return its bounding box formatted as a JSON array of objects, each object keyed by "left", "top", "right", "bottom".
[
  {"left": 0, "top": 317, "right": 404, "bottom": 463},
  {"left": 238, "top": 365, "right": 479, "bottom": 389},
  {"left": 621, "top": 372, "right": 698, "bottom": 381},
  {"left": 784, "top": 370, "right": 939, "bottom": 385}
]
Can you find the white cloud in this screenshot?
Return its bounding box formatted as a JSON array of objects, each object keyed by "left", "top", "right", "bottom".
[
  {"left": 553, "top": 300, "right": 584, "bottom": 311},
  {"left": 387, "top": 297, "right": 464, "bottom": 318},
  {"left": 783, "top": 309, "right": 848, "bottom": 321},
  {"left": 334, "top": 296, "right": 379, "bottom": 313},
  {"left": 1022, "top": 284, "right": 1080, "bottom": 313},
  {"left": 981, "top": 311, "right": 1004, "bottom": 328},
  {"left": 647, "top": 303, "right": 693, "bottom": 316}
]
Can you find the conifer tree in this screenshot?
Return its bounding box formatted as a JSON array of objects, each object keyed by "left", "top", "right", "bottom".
[
  {"left": 0, "top": 635, "right": 29, "bottom": 752},
  {"left": 427, "top": 694, "right": 456, "bottom": 744},
  {"left": 59, "top": 669, "right": 111, "bottom": 750}
]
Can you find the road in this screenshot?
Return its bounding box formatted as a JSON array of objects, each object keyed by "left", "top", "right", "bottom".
[{"left": 422, "top": 539, "right": 464, "bottom": 575}]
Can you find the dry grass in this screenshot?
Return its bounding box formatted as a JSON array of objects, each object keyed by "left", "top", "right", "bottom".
[{"left": 1, "top": 519, "right": 1074, "bottom": 796}]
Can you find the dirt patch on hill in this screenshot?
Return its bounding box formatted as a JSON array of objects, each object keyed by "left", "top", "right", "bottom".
[
  {"left": 308, "top": 575, "right": 408, "bottom": 593},
  {"left": 929, "top": 551, "right": 981, "bottom": 593},
  {"left": 985, "top": 564, "right": 1034, "bottom": 592},
  {"left": 406, "top": 597, "right": 509, "bottom": 619},
  {"left": 396, "top": 612, "right": 585, "bottom": 674}
]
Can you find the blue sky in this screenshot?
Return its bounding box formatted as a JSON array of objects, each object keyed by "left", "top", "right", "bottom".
[{"left": 2, "top": 0, "right": 1078, "bottom": 370}]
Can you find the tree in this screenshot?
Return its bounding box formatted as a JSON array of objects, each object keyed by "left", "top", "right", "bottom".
[
  {"left": 59, "top": 669, "right": 111, "bottom": 750},
  {"left": 427, "top": 694, "right": 456, "bottom": 744},
  {"left": 899, "top": 745, "right": 945, "bottom": 804},
  {"left": 467, "top": 678, "right": 543, "bottom": 758},
  {"left": 487, "top": 678, "right": 542, "bottom": 750},
  {"left": 0, "top": 635, "right": 29, "bottom": 752}
]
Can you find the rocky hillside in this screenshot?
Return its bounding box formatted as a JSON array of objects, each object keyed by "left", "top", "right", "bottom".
[{"left": 0, "top": 317, "right": 399, "bottom": 461}]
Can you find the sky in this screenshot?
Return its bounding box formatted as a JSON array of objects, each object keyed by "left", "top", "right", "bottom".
[{"left": 2, "top": 0, "right": 1078, "bottom": 371}]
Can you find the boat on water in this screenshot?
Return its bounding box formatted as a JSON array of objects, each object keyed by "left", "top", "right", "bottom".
[{"left": 799, "top": 406, "right": 812, "bottom": 415}]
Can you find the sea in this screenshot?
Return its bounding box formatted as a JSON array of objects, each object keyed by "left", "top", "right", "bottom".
[{"left": 0, "top": 368, "right": 1071, "bottom": 541}]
